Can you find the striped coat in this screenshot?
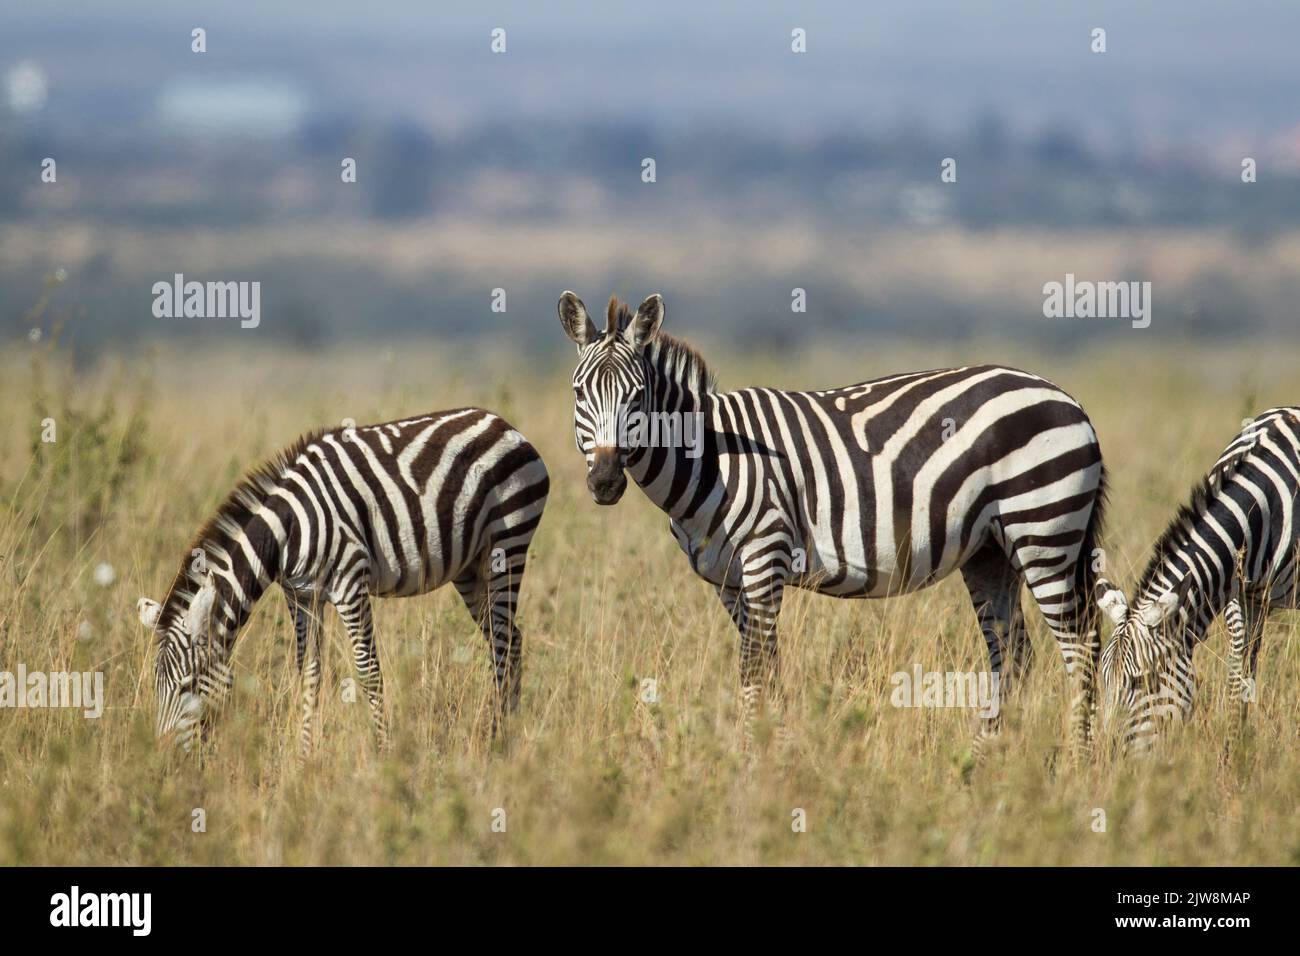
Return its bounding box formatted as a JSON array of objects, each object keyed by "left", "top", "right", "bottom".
[
  {"left": 560, "top": 292, "right": 1108, "bottom": 754},
  {"left": 137, "top": 409, "right": 549, "bottom": 754}
]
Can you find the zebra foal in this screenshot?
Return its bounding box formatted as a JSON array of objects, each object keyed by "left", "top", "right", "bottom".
[
  {"left": 136, "top": 409, "right": 549, "bottom": 755},
  {"left": 1096, "top": 407, "right": 1300, "bottom": 753},
  {"left": 559, "top": 291, "right": 1109, "bottom": 756}
]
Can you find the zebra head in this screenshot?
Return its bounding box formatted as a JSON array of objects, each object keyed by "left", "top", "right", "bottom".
[
  {"left": 558, "top": 290, "right": 665, "bottom": 505},
  {"left": 1095, "top": 575, "right": 1196, "bottom": 753},
  {"left": 137, "top": 576, "right": 229, "bottom": 752}
]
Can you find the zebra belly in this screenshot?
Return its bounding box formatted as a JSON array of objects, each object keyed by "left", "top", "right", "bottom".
[
  {"left": 794, "top": 535, "right": 979, "bottom": 599},
  {"left": 352, "top": 498, "right": 460, "bottom": 598},
  {"left": 670, "top": 506, "right": 992, "bottom": 597}
]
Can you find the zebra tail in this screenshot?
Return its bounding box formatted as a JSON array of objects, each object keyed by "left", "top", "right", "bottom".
[{"left": 1077, "top": 461, "right": 1110, "bottom": 624}]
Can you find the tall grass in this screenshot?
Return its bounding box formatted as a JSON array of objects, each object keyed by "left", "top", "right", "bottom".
[{"left": 0, "top": 332, "right": 1296, "bottom": 865}]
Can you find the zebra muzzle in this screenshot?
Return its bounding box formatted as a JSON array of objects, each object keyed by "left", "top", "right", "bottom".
[{"left": 588, "top": 448, "right": 627, "bottom": 505}]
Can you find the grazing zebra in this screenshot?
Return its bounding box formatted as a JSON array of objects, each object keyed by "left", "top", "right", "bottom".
[
  {"left": 136, "top": 409, "right": 549, "bottom": 755},
  {"left": 558, "top": 291, "right": 1108, "bottom": 755},
  {"left": 1096, "top": 407, "right": 1300, "bottom": 754}
]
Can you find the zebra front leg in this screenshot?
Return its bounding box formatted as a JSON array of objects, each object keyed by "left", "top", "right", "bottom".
[
  {"left": 1224, "top": 595, "right": 1251, "bottom": 712},
  {"left": 1225, "top": 593, "right": 1266, "bottom": 759},
  {"left": 731, "top": 547, "right": 790, "bottom": 746},
  {"left": 1241, "top": 597, "right": 1266, "bottom": 710},
  {"left": 715, "top": 583, "right": 760, "bottom": 745},
  {"left": 1222, "top": 594, "right": 1250, "bottom": 758},
  {"left": 286, "top": 590, "right": 327, "bottom": 758},
  {"left": 335, "top": 584, "right": 388, "bottom": 752},
  {"left": 1229, "top": 593, "right": 1267, "bottom": 731}
]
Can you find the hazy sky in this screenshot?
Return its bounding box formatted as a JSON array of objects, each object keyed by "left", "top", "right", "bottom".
[{"left": 3, "top": 0, "right": 1297, "bottom": 142}]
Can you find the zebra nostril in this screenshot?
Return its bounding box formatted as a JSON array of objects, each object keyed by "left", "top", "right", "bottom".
[{"left": 588, "top": 470, "right": 627, "bottom": 505}]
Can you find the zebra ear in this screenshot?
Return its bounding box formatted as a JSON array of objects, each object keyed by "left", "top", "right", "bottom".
[
  {"left": 185, "top": 580, "right": 217, "bottom": 636},
  {"left": 1138, "top": 576, "right": 1191, "bottom": 628},
  {"left": 137, "top": 597, "right": 162, "bottom": 629},
  {"left": 558, "top": 291, "right": 597, "bottom": 347},
  {"left": 1094, "top": 579, "right": 1128, "bottom": 625},
  {"left": 625, "top": 293, "right": 664, "bottom": 348}
]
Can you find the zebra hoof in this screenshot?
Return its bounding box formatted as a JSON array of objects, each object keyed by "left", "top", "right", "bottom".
[{"left": 1237, "top": 678, "right": 1256, "bottom": 704}]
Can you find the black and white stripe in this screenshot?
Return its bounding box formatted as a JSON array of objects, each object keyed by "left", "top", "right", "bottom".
[
  {"left": 1096, "top": 407, "right": 1300, "bottom": 753},
  {"left": 559, "top": 292, "right": 1108, "bottom": 754},
  {"left": 137, "top": 409, "right": 549, "bottom": 754}
]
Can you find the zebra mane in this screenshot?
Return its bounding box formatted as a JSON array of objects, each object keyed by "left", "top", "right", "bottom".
[
  {"left": 606, "top": 296, "right": 718, "bottom": 393},
  {"left": 155, "top": 429, "right": 322, "bottom": 633},
  {"left": 1135, "top": 433, "right": 1257, "bottom": 598}
]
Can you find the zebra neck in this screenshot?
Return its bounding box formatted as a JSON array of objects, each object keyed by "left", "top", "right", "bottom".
[
  {"left": 625, "top": 357, "right": 721, "bottom": 523},
  {"left": 204, "top": 501, "right": 287, "bottom": 651},
  {"left": 1140, "top": 534, "right": 1234, "bottom": 645}
]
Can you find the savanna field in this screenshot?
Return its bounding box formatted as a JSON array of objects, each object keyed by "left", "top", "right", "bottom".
[{"left": 1, "top": 331, "right": 1298, "bottom": 866}]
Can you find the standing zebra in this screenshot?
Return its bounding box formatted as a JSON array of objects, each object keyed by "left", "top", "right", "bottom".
[
  {"left": 136, "top": 409, "right": 549, "bottom": 755},
  {"left": 1096, "top": 407, "right": 1300, "bottom": 754},
  {"left": 558, "top": 291, "right": 1108, "bottom": 755}
]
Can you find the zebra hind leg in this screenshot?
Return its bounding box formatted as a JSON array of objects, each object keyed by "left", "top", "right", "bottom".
[
  {"left": 959, "top": 543, "right": 1027, "bottom": 761},
  {"left": 1014, "top": 540, "right": 1099, "bottom": 764},
  {"left": 453, "top": 545, "right": 526, "bottom": 741}
]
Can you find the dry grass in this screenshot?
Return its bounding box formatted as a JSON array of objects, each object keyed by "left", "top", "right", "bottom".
[{"left": 1, "top": 336, "right": 1297, "bottom": 865}]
